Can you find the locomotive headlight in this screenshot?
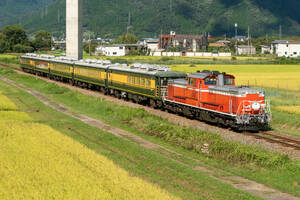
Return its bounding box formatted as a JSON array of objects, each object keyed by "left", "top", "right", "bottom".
[
  {"left": 251, "top": 102, "right": 261, "bottom": 110},
  {"left": 259, "top": 92, "right": 265, "bottom": 97}
]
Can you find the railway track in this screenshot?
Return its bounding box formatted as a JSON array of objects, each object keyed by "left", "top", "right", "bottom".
[
  {"left": 1, "top": 62, "right": 300, "bottom": 152},
  {"left": 245, "top": 132, "right": 300, "bottom": 150}
]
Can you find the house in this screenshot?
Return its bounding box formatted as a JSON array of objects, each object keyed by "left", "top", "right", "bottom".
[
  {"left": 260, "top": 45, "right": 271, "bottom": 54},
  {"left": 271, "top": 40, "right": 300, "bottom": 57},
  {"left": 96, "top": 44, "right": 144, "bottom": 56},
  {"left": 159, "top": 31, "right": 208, "bottom": 52},
  {"left": 140, "top": 38, "right": 160, "bottom": 52},
  {"left": 232, "top": 36, "right": 247, "bottom": 42},
  {"left": 236, "top": 45, "right": 256, "bottom": 55}
]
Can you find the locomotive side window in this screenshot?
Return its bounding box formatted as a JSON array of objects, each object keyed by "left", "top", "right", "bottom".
[
  {"left": 224, "top": 78, "right": 234, "bottom": 85},
  {"left": 204, "top": 78, "right": 217, "bottom": 85},
  {"left": 188, "top": 78, "right": 197, "bottom": 87}
]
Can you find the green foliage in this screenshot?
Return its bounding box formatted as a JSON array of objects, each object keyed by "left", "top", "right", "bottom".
[
  {"left": 83, "top": 40, "right": 98, "bottom": 54},
  {"left": 1, "top": 25, "right": 28, "bottom": 52},
  {"left": 12, "top": 44, "right": 33, "bottom": 53},
  {"left": 115, "top": 33, "right": 138, "bottom": 44},
  {"left": 0, "top": 38, "right": 9, "bottom": 53},
  {"left": 32, "top": 30, "right": 52, "bottom": 51}
]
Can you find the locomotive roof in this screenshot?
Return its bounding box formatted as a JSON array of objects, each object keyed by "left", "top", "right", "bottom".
[
  {"left": 209, "top": 85, "right": 264, "bottom": 95},
  {"left": 188, "top": 70, "right": 233, "bottom": 79}
]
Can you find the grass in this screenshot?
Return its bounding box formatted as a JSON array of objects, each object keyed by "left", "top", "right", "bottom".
[
  {"left": 1, "top": 67, "right": 300, "bottom": 197},
  {"left": 0, "top": 87, "right": 179, "bottom": 200},
  {"left": 276, "top": 106, "right": 300, "bottom": 115},
  {"left": 0, "top": 75, "right": 261, "bottom": 200},
  {"left": 0, "top": 93, "right": 18, "bottom": 110},
  {"left": 0, "top": 121, "right": 178, "bottom": 200}
]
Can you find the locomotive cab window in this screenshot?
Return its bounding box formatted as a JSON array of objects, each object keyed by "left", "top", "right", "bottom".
[
  {"left": 204, "top": 78, "right": 217, "bottom": 85},
  {"left": 224, "top": 78, "right": 234, "bottom": 85},
  {"left": 188, "top": 78, "right": 197, "bottom": 87},
  {"left": 161, "top": 78, "right": 168, "bottom": 86}
]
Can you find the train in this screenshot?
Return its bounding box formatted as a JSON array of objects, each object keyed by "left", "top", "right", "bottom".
[{"left": 20, "top": 54, "right": 271, "bottom": 131}]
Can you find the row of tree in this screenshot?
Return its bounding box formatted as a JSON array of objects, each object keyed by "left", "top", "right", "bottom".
[{"left": 0, "top": 25, "right": 52, "bottom": 53}]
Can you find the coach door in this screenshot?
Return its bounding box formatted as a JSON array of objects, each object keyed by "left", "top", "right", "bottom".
[{"left": 107, "top": 70, "right": 112, "bottom": 86}]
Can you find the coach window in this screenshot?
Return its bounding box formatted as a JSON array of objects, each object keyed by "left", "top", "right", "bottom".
[
  {"left": 146, "top": 80, "right": 151, "bottom": 88},
  {"left": 136, "top": 77, "right": 140, "bottom": 85},
  {"left": 141, "top": 78, "right": 145, "bottom": 87}
]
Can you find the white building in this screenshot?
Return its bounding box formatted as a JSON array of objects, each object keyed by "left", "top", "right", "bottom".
[
  {"left": 139, "top": 38, "right": 159, "bottom": 52},
  {"left": 95, "top": 44, "right": 144, "bottom": 56},
  {"left": 96, "top": 45, "right": 126, "bottom": 56},
  {"left": 271, "top": 40, "right": 300, "bottom": 57},
  {"left": 236, "top": 45, "right": 256, "bottom": 55},
  {"left": 260, "top": 45, "right": 271, "bottom": 54}
]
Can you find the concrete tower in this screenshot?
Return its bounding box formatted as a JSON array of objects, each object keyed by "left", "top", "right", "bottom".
[{"left": 66, "top": 0, "right": 83, "bottom": 60}]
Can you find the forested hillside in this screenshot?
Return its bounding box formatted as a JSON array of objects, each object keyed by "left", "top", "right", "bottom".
[
  {"left": 3, "top": 0, "right": 300, "bottom": 38},
  {"left": 0, "top": 0, "right": 55, "bottom": 28}
]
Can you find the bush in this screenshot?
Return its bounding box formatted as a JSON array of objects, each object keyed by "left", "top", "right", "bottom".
[
  {"left": 231, "top": 56, "right": 237, "bottom": 61},
  {"left": 160, "top": 57, "right": 172, "bottom": 62},
  {"left": 13, "top": 44, "right": 33, "bottom": 53}
]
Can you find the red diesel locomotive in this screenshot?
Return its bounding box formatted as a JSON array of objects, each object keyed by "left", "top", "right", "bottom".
[{"left": 164, "top": 70, "right": 271, "bottom": 131}]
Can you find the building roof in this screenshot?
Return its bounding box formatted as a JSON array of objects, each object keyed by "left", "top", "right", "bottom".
[
  {"left": 209, "top": 43, "right": 226, "bottom": 47},
  {"left": 105, "top": 44, "right": 143, "bottom": 47},
  {"left": 272, "top": 40, "right": 300, "bottom": 44}
]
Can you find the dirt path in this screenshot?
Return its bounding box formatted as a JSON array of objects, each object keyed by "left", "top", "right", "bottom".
[
  {"left": 12, "top": 68, "right": 300, "bottom": 160},
  {"left": 1, "top": 76, "right": 300, "bottom": 200}
]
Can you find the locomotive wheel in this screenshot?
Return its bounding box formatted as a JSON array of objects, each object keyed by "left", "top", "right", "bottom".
[{"left": 150, "top": 99, "right": 157, "bottom": 109}]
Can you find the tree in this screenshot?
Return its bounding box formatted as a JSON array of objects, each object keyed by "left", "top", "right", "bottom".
[
  {"left": 1, "top": 25, "right": 28, "bottom": 51},
  {"left": 13, "top": 44, "right": 34, "bottom": 53},
  {"left": 83, "top": 40, "right": 98, "bottom": 55},
  {"left": 115, "top": 33, "right": 138, "bottom": 44},
  {"left": 33, "top": 30, "right": 52, "bottom": 51},
  {"left": 0, "top": 33, "right": 9, "bottom": 53}
]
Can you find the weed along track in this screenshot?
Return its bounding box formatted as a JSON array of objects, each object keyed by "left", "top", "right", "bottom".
[
  {"left": 2, "top": 75, "right": 300, "bottom": 200},
  {"left": 1, "top": 62, "right": 300, "bottom": 158}
]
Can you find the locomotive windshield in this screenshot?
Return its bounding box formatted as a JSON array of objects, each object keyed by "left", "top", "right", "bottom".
[
  {"left": 224, "top": 78, "right": 234, "bottom": 85},
  {"left": 204, "top": 78, "right": 217, "bottom": 85}
]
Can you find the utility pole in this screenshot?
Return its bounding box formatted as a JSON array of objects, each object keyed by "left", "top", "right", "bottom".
[
  {"left": 127, "top": 11, "right": 131, "bottom": 35},
  {"left": 235, "top": 23, "right": 238, "bottom": 55},
  {"left": 248, "top": 26, "right": 250, "bottom": 54},
  {"left": 279, "top": 24, "right": 282, "bottom": 40},
  {"left": 89, "top": 33, "right": 91, "bottom": 56},
  {"left": 170, "top": 0, "right": 173, "bottom": 13}
]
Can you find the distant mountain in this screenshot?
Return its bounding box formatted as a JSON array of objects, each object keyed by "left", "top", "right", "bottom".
[
  {"left": 3, "top": 0, "right": 300, "bottom": 38},
  {"left": 0, "top": 0, "right": 55, "bottom": 28}
]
